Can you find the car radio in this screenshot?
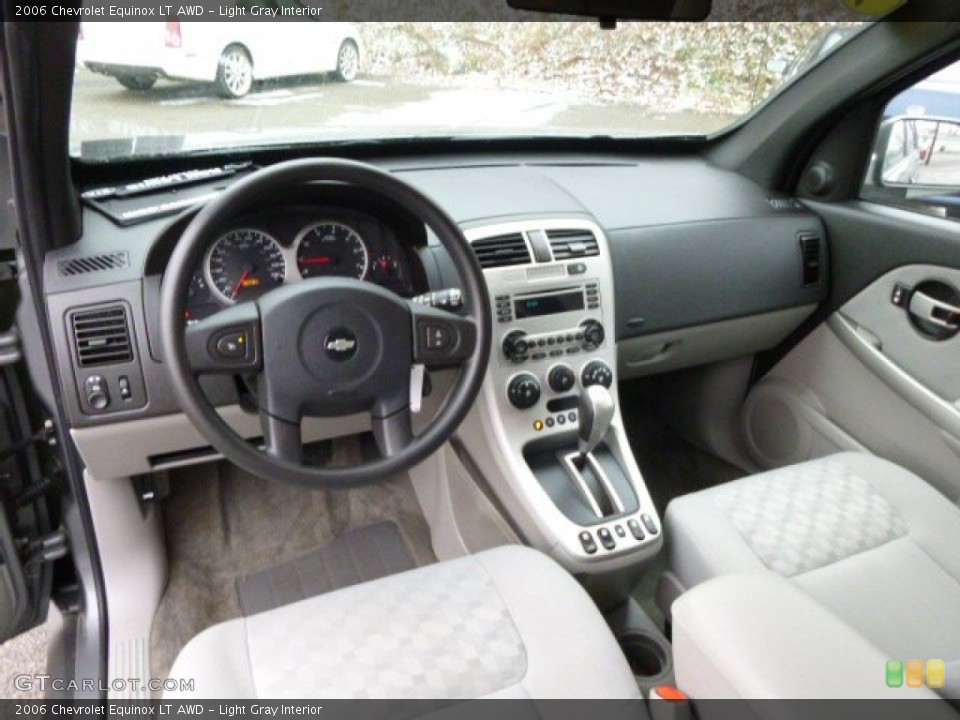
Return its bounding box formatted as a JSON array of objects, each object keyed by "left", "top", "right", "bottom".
[{"left": 496, "top": 282, "right": 604, "bottom": 364}]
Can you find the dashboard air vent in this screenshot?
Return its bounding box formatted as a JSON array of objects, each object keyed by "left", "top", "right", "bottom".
[
  {"left": 58, "top": 252, "right": 129, "bottom": 277},
  {"left": 70, "top": 305, "right": 133, "bottom": 368},
  {"left": 471, "top": 233, "right": 531, "bottom": 269},
  {"left": 799, "top": 233, "right": 824, "bottom": 288},
  {"left": 547, "top": 229, "right": 600, "bottom": 260}
]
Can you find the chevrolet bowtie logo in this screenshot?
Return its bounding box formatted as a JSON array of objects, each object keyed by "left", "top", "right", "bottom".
[
  {"left": 326, "top": 338, "right": 356, "bottom": 353},
  {"left": 324, "top": 328, "right": 359, "bottom": 361}
]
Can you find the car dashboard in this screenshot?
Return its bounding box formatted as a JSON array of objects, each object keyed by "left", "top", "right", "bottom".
[{"left": 44, "top": 154, "right": 828, "bottom": 481}]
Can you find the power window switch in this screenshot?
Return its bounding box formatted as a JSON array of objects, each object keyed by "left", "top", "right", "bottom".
[
  {"left": 597, "top": 527, "right": 616, "bottom": 550},
  {"left": 578, "top": 531, "right": 597, "bottom": 555}
]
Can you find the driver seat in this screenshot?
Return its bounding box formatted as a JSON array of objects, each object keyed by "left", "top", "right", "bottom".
[{"left": 164, "top": 545, "right": 642, "bottom": 699}]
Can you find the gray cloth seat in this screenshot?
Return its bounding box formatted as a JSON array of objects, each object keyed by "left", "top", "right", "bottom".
[
  {"left": 166, "top": 545, "right": 642, "bottom": 700},
  {"left": 665, "top": 452, "right": 960, "bottom": 698}
]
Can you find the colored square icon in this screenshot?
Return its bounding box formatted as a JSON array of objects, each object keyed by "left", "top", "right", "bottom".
[
  {"left": 886, "top": 660, "right": 903, "bottom": 688},
  {"left": 927, "top": 660, "right": 946, "bottom": 689},
  {"left": 906, "top": 659, "right": 925, "bottom": 688}
]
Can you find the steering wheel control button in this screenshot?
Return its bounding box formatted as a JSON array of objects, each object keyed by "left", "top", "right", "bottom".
[
  {"left": 628, "top": 519, "right": 646, "bottom": 541},
  {"left": 84, "top": 375, "right": 110, "bottom": 411},
  {"left": 597, "top": 527, "right": 615, "bottom": 550},
  {"left": 581, "top": 360, "right": 613, "bottom": 389},
  {"left": 215, "top": 330, "right": 250, "bottom": 360},
  {"left": 424, "top": 324, "right": 452, "bottom": 351},
  {"left": 641, "top": 514, "right": 659, "bottom": 535},
  {"left": 507, "top": 374, "right": 541, "bottom": 410},
  {"left": 548, "top": 364, "right": 576, "bottom": 393},
  {"left": 579, "top": 531, "right": 598, "bottom": 555}
]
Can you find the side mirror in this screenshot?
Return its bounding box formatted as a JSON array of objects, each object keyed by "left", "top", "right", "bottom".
[{"left": 877, "top": 116, "right": 960, "bottom": 188}]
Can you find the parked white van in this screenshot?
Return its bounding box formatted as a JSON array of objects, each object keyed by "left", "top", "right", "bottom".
[{"left": 77, "top": 21, "right": 361, "bottom": 98}]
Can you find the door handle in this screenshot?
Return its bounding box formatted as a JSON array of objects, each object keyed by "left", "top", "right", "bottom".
[{"left": 908, "top": 290, "right": 960, "bottom": 330}]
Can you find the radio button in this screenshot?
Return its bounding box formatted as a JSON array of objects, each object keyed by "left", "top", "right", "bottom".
[
  {"left": 581, "top": 320, "right": 605, "bottom": 350},
  {"left": 502, "top": 330, "right": 529, "bottom": 362}
]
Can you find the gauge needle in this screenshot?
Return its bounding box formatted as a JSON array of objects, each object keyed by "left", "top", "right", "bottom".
[
  {"left": 232, "top": 269, "right": 251, "bottom": 300},
  {"left": 300, "top": 256, "right": 334, "bottom": 265}
]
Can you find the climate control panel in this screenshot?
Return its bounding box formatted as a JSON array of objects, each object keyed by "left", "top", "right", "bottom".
[{"left": 506, "top": 360, "right": 612, "bottom": 412}]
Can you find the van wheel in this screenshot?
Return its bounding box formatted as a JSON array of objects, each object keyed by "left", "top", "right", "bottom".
[
  {"left": 115, "top": 74, "right": 157, "bottom": 91},
  {"left": 216, "top": 46, "right": 253, "bottom": 98},
  {"left": 334, "top": 40, "right": 359, "bottom": 83}
]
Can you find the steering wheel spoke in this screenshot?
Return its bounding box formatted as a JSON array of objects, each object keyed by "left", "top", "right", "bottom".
[
  {"left": 410, "top": 303, "right": 478, "bottom": 368},
  {"left": 260, "top": 412, "right": 303, "bottom": 464},
  {"left": 372, "top": 407, "right": 414, "bottom": 458},
  {"left": 184, "top": 301, "right": 262, "bottom": 374}
]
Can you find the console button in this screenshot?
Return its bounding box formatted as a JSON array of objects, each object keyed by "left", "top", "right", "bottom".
[
  {"left": 568, "top": 411, "right": 577, "bottom": 423},
  {"left": 545, "top": 417, "right": 555, "bottom": 428},
  {"left": 507, "top": 374, "right": 541, "bottom": 410},
  {"left": 118, "top": 375, "right": 131, "bottom": 401},
  {"left": 548, "top": 364, "right": 576, "bottom": 393},
  {"left": 557, "top": 414, "right": 566, "bottom": 425},
  {"left": 615, "top": 524, "right": 626, "bottom": 538},
  {"left": 568, "top": 262, "right": 587, "bottom": 275},
  {"left": 579, "top": 531, "right": 598, "bottom": 554},
  {"left": 84, "top": 375, "right": 110, "bottom": 411},
  {"left": 597, "top": 527, "right": 615, "bottom": 550},
  {"left": 641, "top": 514, "right": 659, "bottom": 535},
  {"left": 627, "top": 519, "right": 645, "bottom": 541}
]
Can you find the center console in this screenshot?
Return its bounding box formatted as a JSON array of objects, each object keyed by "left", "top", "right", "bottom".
[{"left": 448, "top": 218, "right": 662, "bottom": 575}]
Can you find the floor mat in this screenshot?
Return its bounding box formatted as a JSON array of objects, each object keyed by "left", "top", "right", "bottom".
[
  {"left": 149, "top": 435, "right": 436, "bottom": 683},
  {"left": 236, "top": 521, "right": 416, "bottom": 616}
]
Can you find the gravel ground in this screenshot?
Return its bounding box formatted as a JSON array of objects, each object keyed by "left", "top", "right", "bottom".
[{"left": 0, "top": 626, "right": 46, "bottom": 699}]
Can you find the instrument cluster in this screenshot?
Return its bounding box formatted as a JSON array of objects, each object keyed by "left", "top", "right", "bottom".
[{"left": 184, "top": 209, "right": 415, "bottom": 322}]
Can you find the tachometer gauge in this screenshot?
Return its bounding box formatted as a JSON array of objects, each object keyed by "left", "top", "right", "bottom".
[
  {"left": 295, "top": 222, "right": 369, "bottom": 280},
  {"left": 206, "top": 228, "right": 286, "bottom": 304}
]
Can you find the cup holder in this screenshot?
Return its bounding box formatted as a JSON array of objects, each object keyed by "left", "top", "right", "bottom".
[{"left": 618, "top": 631, "right": 672, "bottom": 683}]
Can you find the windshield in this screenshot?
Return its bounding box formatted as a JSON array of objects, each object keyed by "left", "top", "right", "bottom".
[{"left": 70, "top": 21, "right": 865, "bottom": 161}]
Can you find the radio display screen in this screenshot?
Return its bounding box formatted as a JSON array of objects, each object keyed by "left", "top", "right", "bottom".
[{"left": 514, "top": 291, "right": 584, "bottom": 319}]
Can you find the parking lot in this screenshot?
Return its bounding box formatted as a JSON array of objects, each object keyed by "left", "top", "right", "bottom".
[{"left": 70, "top": 67, "right": 735, "bottom": 157}]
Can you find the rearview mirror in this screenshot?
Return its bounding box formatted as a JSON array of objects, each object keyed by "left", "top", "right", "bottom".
[
  {"left": 506, "top": 0, "right": 711, "bottom": 21},
  {"left": 877, "top": 116, "right": 960, "bottom": 188}
]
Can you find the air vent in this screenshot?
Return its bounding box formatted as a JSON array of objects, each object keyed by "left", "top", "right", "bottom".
[
  {"left": 58, "top": 251, "right": 129, "bottom": 276},
  {"left": 471, "top": 233, "right": 531, "bottom": 269},
  {"left": 70, "top": 305, "right": 133, "bottom": 368},
  {"left": 799, "top": 233, "right": 824, "bottom": 288},
  {"left": 547, "top": 229, "right": 600, "bottom": 260}
]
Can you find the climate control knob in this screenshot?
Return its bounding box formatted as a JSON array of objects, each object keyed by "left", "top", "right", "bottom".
[
  {"left": 547, "top": 364, "right": 576, "bottom": 393},
  {"left": 581, "top": 360, "right": 613, "bottom": 389},
  {"left": 507, "top": 373, "right": 541, "bottom": 410},
  {"left": 581, "top": 320, "right": 605, "bottom": 350},
  {"left": 502, "top": 330, "right": 530, "bottom": 363}
]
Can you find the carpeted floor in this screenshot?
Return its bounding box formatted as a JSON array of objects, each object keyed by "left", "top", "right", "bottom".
[
  {"left": 619, "top": 379, "right": 747, "bottom": 630},
  {"left": 149, "top": 435, "right": 435, "bottom": 681}
]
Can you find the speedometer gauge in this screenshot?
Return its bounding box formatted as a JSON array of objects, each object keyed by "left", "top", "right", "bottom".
[
  {"left": 295, "top": 222, "right": 369, "bottom": 280},
  {"left": 206, "top": 229, "right": 286, "bottom": 304}
]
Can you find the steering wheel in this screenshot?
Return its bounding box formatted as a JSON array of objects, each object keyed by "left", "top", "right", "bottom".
[{"left": 159, "top": 159, "right": 491, "bottom": 487}]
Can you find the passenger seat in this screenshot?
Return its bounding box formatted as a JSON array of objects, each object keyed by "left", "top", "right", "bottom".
[{"left": 663, "top": 452, "right": 960, "bottom": 698}]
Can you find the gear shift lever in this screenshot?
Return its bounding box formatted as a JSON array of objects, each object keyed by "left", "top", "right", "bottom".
[{"left": 578, "top": 385, "right": 615, "bottom": 460}]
